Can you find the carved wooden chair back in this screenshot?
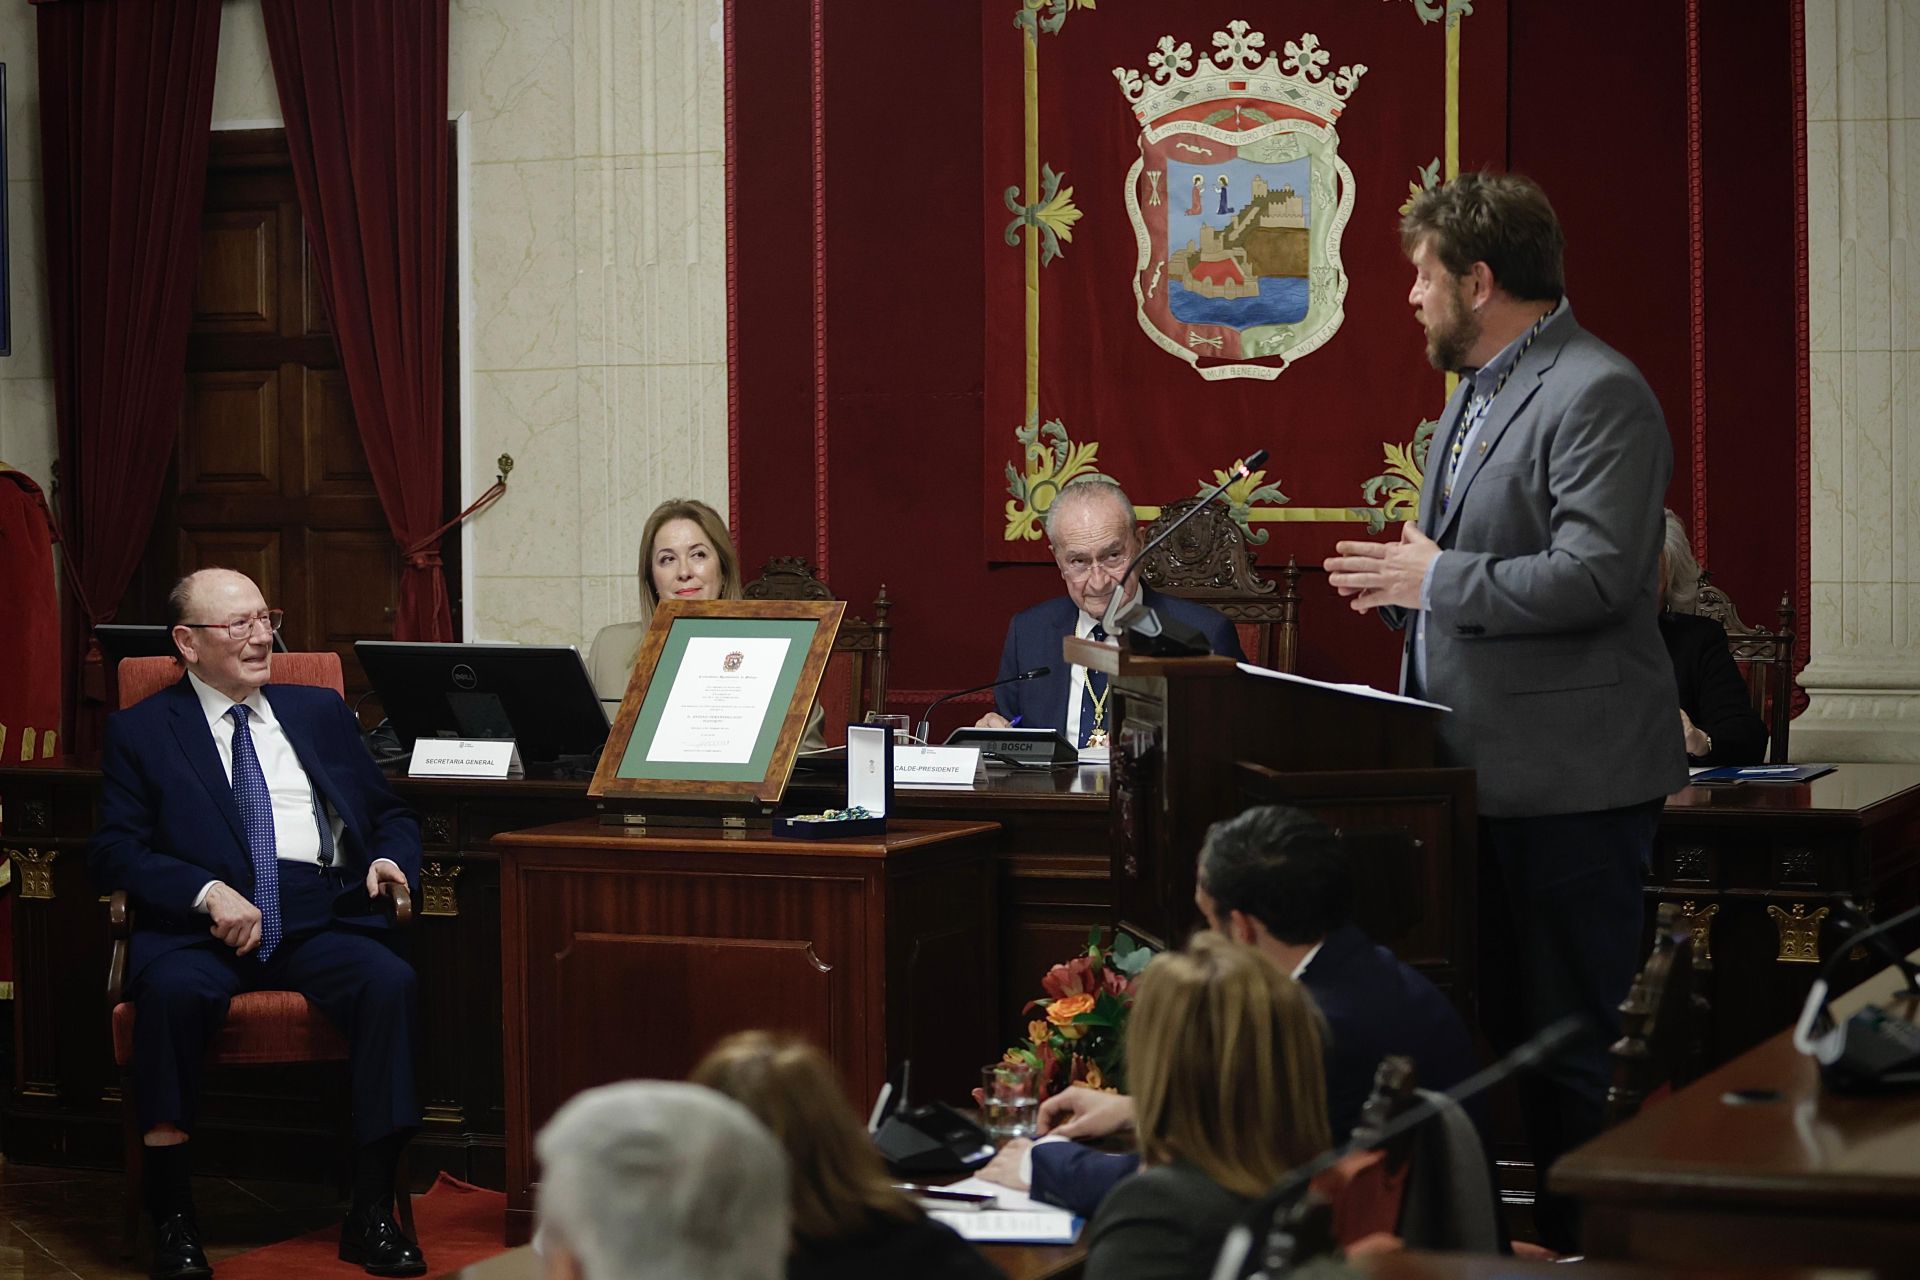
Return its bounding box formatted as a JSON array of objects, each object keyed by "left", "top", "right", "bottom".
[
  {"left": 1693, "top": 571, "right": 1796, "bottom": 764},
  {"left": 1605, "top": 901, "right": 1705, "bottom": 1127},
  {"left": 1137, "top": 496, "right": 1301, "bottom": 672},
  {"left": 742, "top": 556, "right": 891, "bottom": 745}
]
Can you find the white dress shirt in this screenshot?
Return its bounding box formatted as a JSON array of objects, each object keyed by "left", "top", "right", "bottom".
[
  {"left": 187, "top": 672, "right": 396, "bottom": 910},
  {"left": 1290, "top": 940, "right": 1324, "bottom": 981}
]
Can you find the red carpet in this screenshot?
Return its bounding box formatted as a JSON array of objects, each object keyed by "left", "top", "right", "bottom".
[{"left": 215, "top": 1174, "right": 510, "bottom": 1280}]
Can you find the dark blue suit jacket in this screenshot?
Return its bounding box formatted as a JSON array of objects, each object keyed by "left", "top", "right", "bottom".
[
  {"left": 1029, "top": 925, "right": 1480, "bottom": 1217},
  {"left": 89, "top": 677, "right": 422, "bottom": 983},
  {"left": 992, "top": 588, "right": 1244, "bottom": 733}
]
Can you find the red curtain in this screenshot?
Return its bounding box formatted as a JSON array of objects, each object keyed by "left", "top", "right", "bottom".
[
  {"left": 36, "top": 0, "right": 224, "bottom": 744},
  {"left": 260, "top": 0, "right": 453, "bottom": 640}
]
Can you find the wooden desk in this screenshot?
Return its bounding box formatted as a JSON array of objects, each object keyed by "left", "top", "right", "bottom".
[
  {"left": 7, "top": 755, "right": 1919, "bottom": 1194},
  {"left": 1552, "top": 949, "right": 1920, "bottom": 1271},
  {"left": 1652, "top": 764, "right": 1920, "bottom": 1063},
  {"left": 1353, "top": 1255, "right": 1868, "bottom": 1280},
  {"left": 491, "top": 816, "right": 999, "bottom": 1243}
]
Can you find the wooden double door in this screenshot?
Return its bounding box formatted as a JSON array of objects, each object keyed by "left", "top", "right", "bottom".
[{"left": 124, "top": 129, "right": 459, "bottom": 695}]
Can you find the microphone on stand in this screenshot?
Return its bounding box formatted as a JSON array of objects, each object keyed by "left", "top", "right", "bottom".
[
  {"left": 1209, "top": 1014, "right": 1584, "bottom": 1280},
  {"left": 1102, "top": 447, "right": 1270, "bottom": 655},
  {"left": 915, "top": 667, "right": 1052, "bottom": 746}
]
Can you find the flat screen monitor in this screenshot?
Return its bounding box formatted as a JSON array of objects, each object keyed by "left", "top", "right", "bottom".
[
  {"left": 96, "top": 622, "right": 288, "bottom": 668},
  {"left": 355, "top": 640, "right": 609, "bottom": 765}
]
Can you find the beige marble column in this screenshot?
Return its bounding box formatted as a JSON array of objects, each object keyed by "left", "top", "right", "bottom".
[{"left": 1792, "top": 0, "right": 1920, "bottom": 761}]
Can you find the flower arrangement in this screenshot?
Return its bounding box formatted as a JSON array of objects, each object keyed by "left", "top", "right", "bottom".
[{"left": 1001, "top": 928, "right": 1155, "bottom": 1100}]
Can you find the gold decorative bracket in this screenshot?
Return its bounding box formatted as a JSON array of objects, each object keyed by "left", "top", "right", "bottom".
[
  {"left": 8, "top": 848, "right": 58, "bottom": 900},
  {"left": 420, "top": 860, "right": 463, "bottom": 918},
  {"left": 1675, "top": 899, "right": 1719, "bottom": 967},
  {"left": 1768, "top": 901, "right": 1830, "bottom": 964}
]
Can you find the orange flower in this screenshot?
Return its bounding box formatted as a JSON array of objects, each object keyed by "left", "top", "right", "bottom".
[
  {"left": 1083, "top": 1061, "right": 1106, "bottom": 1091},
  {"left": 1028, "top": 1019, "right": 1051, "bottom": 1045},
  {"left": 1047, "top": 993, "right": 1095, "bottom": 1027}
]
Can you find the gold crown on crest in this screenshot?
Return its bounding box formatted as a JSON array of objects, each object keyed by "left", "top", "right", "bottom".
[{"left": 1113, "top": 21, "right": 1367, "bottom": 125}]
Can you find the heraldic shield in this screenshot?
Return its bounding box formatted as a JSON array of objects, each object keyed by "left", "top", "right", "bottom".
[{"left": 1116, "top": 23, "right": 1365, "bottom": 381}]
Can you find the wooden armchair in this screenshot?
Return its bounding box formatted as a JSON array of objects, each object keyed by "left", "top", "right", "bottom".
[
  {"left": 107, "top": 651, "right": 414, "bottom": 1249},
  {"left": 1694, "top": 572, "right": 1797, "bottom": 764},
  {"left": 743, "top": 556, "right": 892, "bottom": 745},
  {"left": 1605, "top": 901, "right": 1707, "bottom": 1126},
  {"left": 1137, "top": 496, "right": 1302, "bottom": 671}
]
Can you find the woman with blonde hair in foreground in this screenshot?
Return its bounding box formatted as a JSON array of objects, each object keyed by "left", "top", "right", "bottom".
[
  {"left": 1084, "top": 932, "right": 1332, "bottom": 1280},
  {"left": 692, "top": 1031, "right": 1005, "bottom": 1280}
]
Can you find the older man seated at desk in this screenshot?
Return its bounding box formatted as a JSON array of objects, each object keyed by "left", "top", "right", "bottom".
[{"left": 976, "top": 479, "right": 1242, "bottom": 747}]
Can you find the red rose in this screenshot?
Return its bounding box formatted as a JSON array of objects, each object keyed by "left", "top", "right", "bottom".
[{"left": 1041, "top": 955, "right": 1097, "bottom": 1000}]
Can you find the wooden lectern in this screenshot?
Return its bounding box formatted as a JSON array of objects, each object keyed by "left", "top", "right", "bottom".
[{"left": 1073, "top": 637, "right": 1478, "bottom": 1010}]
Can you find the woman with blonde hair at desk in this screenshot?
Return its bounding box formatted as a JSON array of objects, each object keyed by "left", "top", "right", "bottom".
[
  {"left": 1083, "top": 932, "right": 1331, "bottom": 1280},
  {"left": 693, "top": 1031, "right": 1005, "bottom": 1280},
  {"left": 586, "top": 497, "right": 744, "bottom": 701}
]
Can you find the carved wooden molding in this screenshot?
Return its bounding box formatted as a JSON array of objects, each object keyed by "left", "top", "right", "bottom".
[
  {"left": 1674, "top": 899, "right": 1719, "bottom": 967},
  {"left": 7, "top": 847, "right": 57, "bottom": 900},
  {"left": 742, "top": 556, "right": 834, "bottom": 601},
  {"left": 1138, "top": 497, "right": 1275, "bottom": 598},
  {"left": 420, "top": 860, "right": 463, "bottom": 918},
  {"left": 1767, "top": 901, "right": 1829, "bottom": 964}
]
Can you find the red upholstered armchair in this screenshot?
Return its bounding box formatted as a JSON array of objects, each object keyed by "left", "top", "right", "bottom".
[{"left": 107, "top": 653, "right": 415, "bottom": 1250}]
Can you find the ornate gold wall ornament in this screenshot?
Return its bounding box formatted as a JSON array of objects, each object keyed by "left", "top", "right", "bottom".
[
  {"left": 421, "top": 861, "right": 463, "bottom": 918},
  {"left": 9, "top": 847, "right": 58, "bottom": 900},
  {"left": 1676, "top": 899, "right": 1719, "bottom": 966},
  {"left": 1768, "top": 901, "right": 1829, "bottom": 964}
]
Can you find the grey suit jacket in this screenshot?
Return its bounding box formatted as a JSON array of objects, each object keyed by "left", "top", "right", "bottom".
[{"left": 1395, "top": 305, "right": 1687, "bottom": 817}]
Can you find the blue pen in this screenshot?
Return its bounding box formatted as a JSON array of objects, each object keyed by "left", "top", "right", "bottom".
[{"left": 1009, "top": 715, "right": 1023, "bottom": 727}]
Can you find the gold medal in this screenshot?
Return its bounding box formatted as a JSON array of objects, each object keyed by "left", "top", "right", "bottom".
[{"left": 1086, "top": 728, "right": 1109, "bottom": 749}]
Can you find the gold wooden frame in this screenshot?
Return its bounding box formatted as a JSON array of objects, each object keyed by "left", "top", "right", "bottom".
[{"left": 590, "top": 598, "right": 844, "bottom": 803}]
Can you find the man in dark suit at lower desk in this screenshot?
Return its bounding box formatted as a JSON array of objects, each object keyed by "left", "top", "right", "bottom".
[
  {"left": 979, "top": 805, "right": 1480, "bottom": 1216},
  {"left": 89, "top": 568, "right": 426, "bottom": 1280},
  {"left": 976, "top": 478, "right": 1242, "bottom": 746}
]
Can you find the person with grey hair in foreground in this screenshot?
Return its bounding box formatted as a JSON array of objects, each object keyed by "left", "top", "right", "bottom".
[{"left": 535, "top": 1081, "right": 790, "bottom": 1280}]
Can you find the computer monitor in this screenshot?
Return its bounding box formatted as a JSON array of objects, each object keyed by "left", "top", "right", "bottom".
[
  {"left": 96, "top": 622, "right": 288, "bottom": 668},
  {"left": 355, "top": 641, "right": 610, "bottom": 765}
]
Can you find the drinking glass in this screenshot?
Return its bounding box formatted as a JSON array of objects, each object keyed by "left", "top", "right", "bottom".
[
  {"left": 980, "top": 1061, "right": 1039, "bottom": 1142},
  {"left": 864, "top": 712, "right": 914, "bottom": 745}
]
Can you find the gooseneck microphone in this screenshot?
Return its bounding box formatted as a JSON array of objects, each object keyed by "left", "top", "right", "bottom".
[
  {"left": 1101, "top": 447, "right": 1271, "bottom": 653},
  {"left": 1209, "top": 1014, "right": 1583, "bottom": 1280},
  {"left": 915, "top": 666, "right": 1052, "bottom": 746}
]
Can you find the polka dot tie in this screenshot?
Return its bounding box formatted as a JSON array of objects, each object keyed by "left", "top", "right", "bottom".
[{"left": 228, "top": 705, "right": 282, "bottom": 962}]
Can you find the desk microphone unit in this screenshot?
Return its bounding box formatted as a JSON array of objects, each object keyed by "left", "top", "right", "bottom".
[
  {"left": 1792, "top": 898, "right": 1920, "bottom": 1093},
  {"left": 869, "top": 1060, "right": 995, "bottom": 1176},
  {"left": 943, "top": 726, "right": 1078, "bottom": 768}
]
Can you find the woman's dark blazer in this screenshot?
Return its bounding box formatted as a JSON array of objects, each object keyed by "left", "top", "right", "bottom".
[{"left": 1659, "top": 611, "right": 1770, "bottom": 765}]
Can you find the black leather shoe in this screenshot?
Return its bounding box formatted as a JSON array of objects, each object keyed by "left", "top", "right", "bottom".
[
  {"left": 338, "top": 1204, "right": 426, "bottom": 1277},
  {"left": 151, "top": 1212, "right": 213, "bottom": 1280}
]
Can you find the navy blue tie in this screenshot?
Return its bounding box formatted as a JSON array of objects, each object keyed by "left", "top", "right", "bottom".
[
  {"left": 1077, "top": 624, "right": 1110, "bottom": 748},
  {"left": 228, "top": 705, "right": 283, "bottom": 961}
]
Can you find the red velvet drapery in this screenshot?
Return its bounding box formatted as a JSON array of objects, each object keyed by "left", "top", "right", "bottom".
[
  {"left": 36, "top": 0, "right": 224, "bottom": 745},
  {"left": 260, "top": 0, "right": 453, "bottom": 641}
]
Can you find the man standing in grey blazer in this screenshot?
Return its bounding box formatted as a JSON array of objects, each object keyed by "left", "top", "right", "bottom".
[{"left": 1325, "top": 172, "right": 1686, "bottom": 1252}]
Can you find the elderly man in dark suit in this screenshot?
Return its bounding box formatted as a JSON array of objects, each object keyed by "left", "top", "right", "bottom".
[
  {"left": 977, "top": 479, "right": 1242, "bottom": 744},
  {"left": 1324, "top": 172, "right": 1687, "bottom": 1250},
  {"left": 90, "top": 568, "right": 425, "bottom": 1280},
  {"left": 982, "top": 805, "right": 1479, "bottom": 1217}
]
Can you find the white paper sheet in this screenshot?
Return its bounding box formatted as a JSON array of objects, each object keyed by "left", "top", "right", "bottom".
[
  {"left": 1235, "top": 661, "right": 1451, "bottom": 711},
  {"left": 645, "top": 635, "right": 792, "bottom": 763},
  {"left": 926, "top": 1209, "right": 1080, "bottom": 1243}
]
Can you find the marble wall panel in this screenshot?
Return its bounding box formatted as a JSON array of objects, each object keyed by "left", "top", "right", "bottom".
[
  {"left": 211, "top": 0, "right": 280, "bottom": 125},
  {"left": 1895, "top": 118, "right": 1919, "bottom": 350},
  {"left": 1809, "top": 353, "right": 1845, "bottom": 582},
  {"left": 1810, "top": 581, "right": 1845, "bottom": 657},
  {"left": 0, "top": 379, "right": 57, "bottom": 489},
  {"left": 1837, "top": 0, "right": 1889, "bottom": 122},
  {"left": 470, "top": 159, "right": 579, "bottom": 372},
  {"left": 608, "top": 0, "right": 726, "bottom": 158},
  {"left": 451, "top": 0, "right": 574, "bottom": 165},
  {"left": 608, "top": 154, "right": 728, "bottom": 367},
  {"left": 1840, "top": 347, "right": 1895, "bottom": 583},
  {"left": 471, "top": 369, "right": 583, "bottom": 577},
  {"left": 4, "top": 180, "right": 52, "bottom": 382},
  {"left": 1808, "top": 121, "right": 1843, "bottom": 353},
  {"left": 472, "top": 574, "right": 581, "bottom": 646},
  {"left": 3, "top": 10, "right": 40, "bottom": 185},
  {"left": 1807, "top": 0, "right": 1839, "bottom": 124},
  {"left": 1839, "top": 119, "right": 1894, "bottom": 353}
]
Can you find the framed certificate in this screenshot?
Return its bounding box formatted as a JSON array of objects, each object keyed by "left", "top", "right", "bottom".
[{"left": 590, "top": 598, "right": 844, "bottom": 802}]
